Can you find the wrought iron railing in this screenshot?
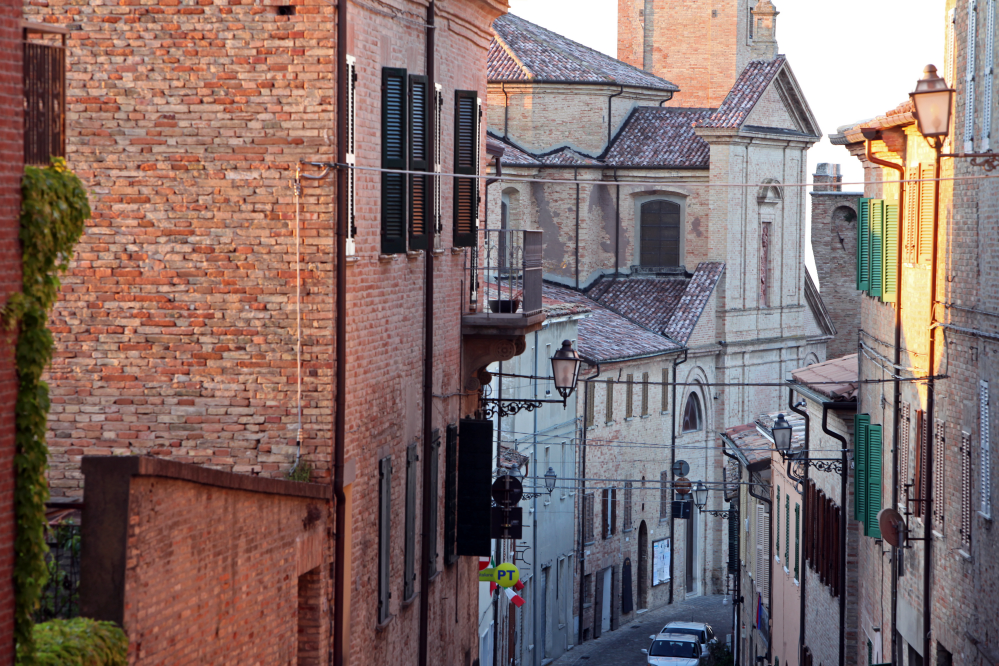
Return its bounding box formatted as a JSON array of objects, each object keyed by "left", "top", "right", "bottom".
[
  {"left": 23, "top": 36, "right": 66, "bottom": 166},
  {"left": 34, "top": 504, "right": 81, "bottom": 622},
  {"left": 467, "top": 228, "right": 542, "bottom": 317}
]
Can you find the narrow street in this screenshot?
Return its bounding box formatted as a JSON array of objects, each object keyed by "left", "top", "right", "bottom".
[{"left": 551, "top": 595, "right": 734, "bottom": 666}]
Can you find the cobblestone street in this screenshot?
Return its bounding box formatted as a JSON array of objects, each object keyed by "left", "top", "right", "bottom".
[{"left": 551, "top": 595, "right": 734, "bottom": 666}]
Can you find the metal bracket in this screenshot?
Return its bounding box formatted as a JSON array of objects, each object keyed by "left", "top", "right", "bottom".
[
  {"left": 479, "top": 397, "right": 566, "bottom": 419},
  {"left": 941, "top": 151, "right": 999, "bottom": 172},
  {"left": 702, "top": 509, "right": 738, "bottom": 519}
]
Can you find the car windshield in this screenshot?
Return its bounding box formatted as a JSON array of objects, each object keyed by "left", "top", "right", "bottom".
[
  {"left": 664, "top": 627, "right": 703, "bottom": 642},
  {"left": 650, "top": 640, "right": 697, "bottom": 658}
]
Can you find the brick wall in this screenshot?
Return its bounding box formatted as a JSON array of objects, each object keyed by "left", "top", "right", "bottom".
[{"left": 0, "top": 0, "right": 20, "bottom": 659}]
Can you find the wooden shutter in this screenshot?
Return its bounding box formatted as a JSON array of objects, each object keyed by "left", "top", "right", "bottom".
[
  {"left": 404, "top": 443, "right": 418, "bottom": 600},
  {"left": 443, "top": 424, "right": 458, "bottom": 565},
  {"left": 784, "top": 493, "right": 790, "bottom": 564},
  {"left": 983, "top": 0, "right": 995, "bottom": 151},
  {"left": 775, "top": 485, "right": 780, "bottom": 558},
  {"left": 869, "top": 199, "right": 884, "bottom": 299},
  {"left": 378, "top": 456, "right": 393, "bottom": 623},
  {"left": 626, "top": 374, "right": 634, "bottom": 417},
  {"left": 933, "top": 420, "right": 946, "bottom": 529},
  {"left": 381, "top": 67, "right": 408, "bottom": 254},
  {"left": 641, "top": 372, "right": 649, "bottom": 415},
  {"left": 915, "top": 410, "right": 927, "bottom": 518},
  {"left": 408, "top": 74, "right": 429, "bottom": 250},
  {"left": 857, "top": 198, "right": 871, "bottom": 292},
  {"left": 963, "top": 0, "right": 978, "bottom": 152},
  {"left": 585, "top": 382, "right": 595, "bottom": 428},
  {"left": 900, "top": 403, "right": 912, "bottom": 494},
  {"left": 904, "top": 167, "right": 919, "bottom": 263},
  {"left": 624, "top": 482, "right": 633, "bottom": 531},
  {"left": 756, "top": 505, "right": 770, "bottom": 598},
  {"left": 662, "top": 368, "right": 669, "bottom": 412},
  {"left": 867, "top": 424, "right": 883, "bottom": 538},
  {"left": 918, "top": 163, "right": 935, "bottom": 264},
  {"left": 855, "top": 414, "right": 870, "bottom": 522},
  {"left": 427, "top": 430, "right": 440, "bottom": 576},
  {"left": 794, "top": 502, "right": 800, "bottom": 580},
  {"left": 660, "top": 470, "right": 669, "bottom": 520},
  {"left": 981, "top": 381, "right": 992, "bottom": 517},
  {"left": 602, "top": 488, "right": 610, "bottom": 539},
  {"left": 584, "top": 493, "right": 595, "bottom": 542},
  {"left": 452, "top": 90, "right": 479, "bottom": 248},
  {"left": 605, "top": 379, "right": 614, "bottom": 423},
  {"left": 345, "top": 55, "right": 357, "bottom": 254},
  {"left": 611, "top": 488, "right": 617, "bottom": 535},
  {"left": 882, "top": 201, "right": 899, "bottom": 302},
  {"left": 433, "top": 84, "right": 443, "bottom": 242},
  {"left": 961, "top": 431, "right": 972, "bottom": 547},
  {"left": 456, "top": 419, "right": 493, "bottom": 556}
]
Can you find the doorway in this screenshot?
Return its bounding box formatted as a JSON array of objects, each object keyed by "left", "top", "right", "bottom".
[
  {"left": 638, "top": 521, "right": 649, "bottom": 609},
  {"left": 685, "top": 510, "right": 697, "bottom": 594},
  {"left": 600, "top": 568, "right": 612, "bottom": 634}
]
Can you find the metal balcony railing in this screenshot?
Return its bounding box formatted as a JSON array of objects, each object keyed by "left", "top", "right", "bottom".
[{"left": 466, "top": 228, "right": 542, "bottom": 318}]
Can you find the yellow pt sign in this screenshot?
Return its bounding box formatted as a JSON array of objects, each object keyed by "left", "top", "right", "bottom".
[{"left": 478, "top": 562, "right": 521, "bottom": 588}]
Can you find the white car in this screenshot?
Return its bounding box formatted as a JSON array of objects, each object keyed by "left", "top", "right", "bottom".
[
  {"left": 643, "top": 631, "right": 703, "bottom": 666},
  {"left": 660, "top": 621, "right": 717, "bottom": 656}
]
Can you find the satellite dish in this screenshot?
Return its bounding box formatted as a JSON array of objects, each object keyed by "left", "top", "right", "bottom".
[{"left": 878, "top": 508, "right": 905, "bottom": 547}]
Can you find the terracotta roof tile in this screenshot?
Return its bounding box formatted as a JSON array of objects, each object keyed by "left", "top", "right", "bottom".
[
  {"left": 603, "top": 107, "right": 713, "bottom": 168},
  {"left": 587, "top": 274, "right": 689, "bottom": 333},
  {"left": 662, "top": 262, "right": 724, "bottom": 343},
  {"left": 486, "top": 133, "right": 542, "bottom": 166},
  {"left": 498, "top": 445, "right": 529, "bottom": 470},
  {"left": 540, "top": 147, "right": 604, "bottom": 166},
  {"left": 833, "top": 100, "right": 915, "bottom": 145},
  {"left": 489, "top": 14, "right": 679, "bottom": 92},
  {"left": 696, "top": 56, "right": 786, "bottom": 129},
  {"left": 790, "top": 354, "right": 859, "bottom": 401}
]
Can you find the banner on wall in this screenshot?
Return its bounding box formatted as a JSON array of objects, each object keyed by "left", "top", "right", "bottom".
[{"left": 652, "top": 538, "right": 671, "bottom": 586}]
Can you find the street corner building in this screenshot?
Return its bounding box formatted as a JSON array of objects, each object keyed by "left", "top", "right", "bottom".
[{"left": 15, "top": 0, "right": 559, "bottom": 662}]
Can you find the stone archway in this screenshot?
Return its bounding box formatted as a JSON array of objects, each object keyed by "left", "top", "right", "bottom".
[{"left": 637, "top": 520, "right": 649, "bottom": 609}]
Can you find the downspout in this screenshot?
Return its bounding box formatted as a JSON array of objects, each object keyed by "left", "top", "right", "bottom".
[
  {"left": 722, "top": 447, "right": 742, "bottom": 666},
  {"left": 575, "top": 166, "right": 580, "bottom": 289},
  {"left": 578, "top": 361, "right": 602, "bottom": 645},
  {"left": 607, "top": 85, "right": 624, "bottom": 150},
  {"left": 418, "top": 5, "right": 436, "bottom": 666},
  {"left": 332, "top": 0, "right": 349, "bottom": 659},
  {"left": 821, "top": 400, "right": 858, "bottom": 666},
  {"left": 502, "top": 82, "right": 510, "bottom": 140},
  {"left": 614, "top": 169, "right": 621, "bottom": 277},
  {"left": 864, "top": 134, "right": 906, "bottom": 666},
  {"left": 669, "top": 349, "right": 688, "bottom": 604},
  {"left": 788, "top": 390, "right": 809, "bottom": 664},
  {"left": 748, "top": 477, "right": 772, "bottom": 662}
]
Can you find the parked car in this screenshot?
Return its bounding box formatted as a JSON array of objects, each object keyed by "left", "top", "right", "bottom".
[
  {"left": 660, "top": 621, "right": 716, "bottom": 655},
  {"left": 642, "top": 631, "right": 703, "bottom": 666}
]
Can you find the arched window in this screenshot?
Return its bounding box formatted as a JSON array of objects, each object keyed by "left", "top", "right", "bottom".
[
  {"left": 640, "top": 200, "right": 681, "bottom": 267},
  {"left": 682, "top": 392, "right": 702, "bottom": 433}
]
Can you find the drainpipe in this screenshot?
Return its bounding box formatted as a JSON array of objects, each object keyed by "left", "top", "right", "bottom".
[
  {"left": 607, "top": 85, "right": 624, "bottom": 150},
  {"left": 502, "top": 82, "right": 510, "bottom": 140},
  {"left": 332, "top": 0, "right": 349, "bottom": 659},
  {"left": 668, "top": 349, "right": 687, "bottom": 605},
  {"left": 614, "top": 169, "right": 621, "bottom": 277},
  {"left": 722, "top": 447, "right": 742, "bottom": 666},
  {"left": 577, "top": 360, "right": 601, "bottom": 645},
  {"left": 417, "top": 5, "right": 436, "bottom": 666},
  {"left": 788, "top": 390, "right": 809, "bottom": 663},
  {"left": 575, "top": 166, "right": 580, "bottom": 289},
  {"left": 863, "top": 133, "right": 906, "bottom": 666},
  {"left": 821, "top": 401, "right": 858, "bottom": 666}
]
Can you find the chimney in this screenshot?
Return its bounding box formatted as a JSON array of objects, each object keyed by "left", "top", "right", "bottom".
[
  {"left": 813, "top": 163, "right": 843, "bottom": 193},
  {"left": 750, "top": 0, "right": 779, "bottom": 60}
]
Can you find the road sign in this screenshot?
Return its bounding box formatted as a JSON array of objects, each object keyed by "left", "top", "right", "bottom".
[
  {"left": 878, "top": 508, "right": 905, "bottom": 547},
  {"left": 491, "top": 475, "right": 523, "bottom": 506},
  {"left": 672, "top": 460, "right": 690, "bottom": 477},
  {"left": 491, "top": 506, "right": 523, "bottom": 540},
  {"left": 495, "top": 562, "right": 520, "bottom": 588},
  {"left": 674, "top": 476, "right": 691, "bottom": 495},
  {"left": 672, "top": 500, "right": 692, "bottom": 519}
]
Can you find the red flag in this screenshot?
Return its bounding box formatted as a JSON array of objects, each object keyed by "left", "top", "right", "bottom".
[
  {"left": 513, "top": 579, "right": 525, "bottom": 592},
  {"left": 504, "top": 587, "right": 525, "bottom": 607},
  {"left": 490, "top": 582, "right": 498, "bottom": 595}
]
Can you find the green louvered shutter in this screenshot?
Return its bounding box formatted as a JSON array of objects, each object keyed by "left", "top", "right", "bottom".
[
  {"left": 857, "top": 198, "right": 871, "bottom": 292},
  {"left": 882, "top": 202, "right": 899, "bottom": 303},
  {"left": 869, "top": 199, "right": 884, "bottom": 299},
  {"left": 453, "top": 90, "right": 480, "bottom": 248},
  {"left": 866, "top": 424, "right": 883, "bottom": 538},
  {"left": 408, "top": 74, "right": 430, "bottom": 251},
  {"left": 854, "top": 414, "right": 870, "bottom": 522},
  {"left": 381, "top": 67, "right": 408, "bottom": 254}
]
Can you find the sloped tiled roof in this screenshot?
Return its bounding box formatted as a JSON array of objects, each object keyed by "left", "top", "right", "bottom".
[
  {"left": 830, "top": 99, "right": 914, "bottom": 145},
  {"left": 791, "top": 354, "right": 859, "bottom": 401},
  {"left": 662, "top": 262, "right": 724, "bottom": 343},
  {"left": 489, "top": 13, "right": 679, "bottom": 92},
  {"left": 543, "top": 283, "right": 683, "bottom": 363},
  {"left": 603, "top": 107, "right": 714, "bottom": 168},
  {"left": 696, "top": 56, "right": 786, "bottom": 129},
  {"left": 498, "top": 445, "right": 530, "bottom": 470},
  {"left": 587, "top": 274, "right": 689, "bottom": 333},
  {"left": 542, "top": 293, "right": 592, "bottom": 319},
  {"left": 488, "top": 134, "right": 542, "bottom": 166},
  {"left": 540, "top": 147, "right": 604, "bottom": 166}
]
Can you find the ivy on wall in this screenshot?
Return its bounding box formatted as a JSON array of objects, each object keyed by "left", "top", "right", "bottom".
[{"left": 6, "top": 158, "right": 90, "bottom": 664}]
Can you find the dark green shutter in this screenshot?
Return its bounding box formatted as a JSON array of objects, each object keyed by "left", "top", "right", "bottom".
[
  {"left": 857, "top": 198, "right": 870, "bottom": 292},
  {"left": 869, "top": 199, "right": 884, "bottom": 299},
  {"left": 408, "top": 74, "right": 429, "bottom": 250},
  {"left": 882, "top": 202, "right": 899, "bottom": 303},
  {"left": 443, "top": 424, "right": 458, "bottom": 565},
  {"left": 854, "top": 414, "right": 870, "bottom": 522},
  {"left": 866, "top": 424, "right": 883, "bottom": 538},
  {"left": 453, "top": 90, "right": 479, "bottom": 248},
  {"left": 381, "top": 67, "right": 408, "bottom": 254},
  {"left": 403, "top": 442, "right": 418, "bottom": 600}
]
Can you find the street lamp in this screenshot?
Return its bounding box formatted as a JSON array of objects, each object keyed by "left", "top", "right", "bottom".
[
  {"left": 909, "top": 64, "right": 954, "bottom": 141},
  {"left": 693, "top": 481, "right": 708, "bottom": 509},
  {"left": 551, "top": 340, "right": 582, "bottom": 401},
  {"left": 479, "top": 341, "right": 595, "bottom": 418},
  {"left": 772, "top": 413, "right": 793, "bottom": 454},
  {"left": 544, "top": 466, "right": 557, "bottom": 495}
]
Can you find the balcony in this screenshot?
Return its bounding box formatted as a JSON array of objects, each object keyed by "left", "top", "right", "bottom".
[{"left": 461, "top": 228, "right": 546, "bottom": 400}]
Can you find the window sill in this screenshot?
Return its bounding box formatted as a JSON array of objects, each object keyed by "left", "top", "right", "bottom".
[
  {"left": 978, "top": 510, "right": 993, "bottom": 522},
  {"left": 604, "top": 421, "right": 616, "bottom": 426},
  {"left": 345, "top": 255, "right": 360, "bottom": 265},
  {"left": 376, "top": 614, "right": 395, "bottom": 631},
  {"left": 623, "top": 527, "right": 634, "bottom": 533},
  {"left": 401, "top": 591, "right": 419, "bottom": 608},
  {"left": 583, "top": 603, "right": 592, "bottom": 609},
  {"left": 432, "top": 248, "right": 445, "bottom": 257},
  {"left": 450, "top": 247, "right": 464, "bottom": 255},
  {"left": 378, "top": 253, "right": 399, "bottom": 263},
  {"left": 957, "top": 548, "right": 972, "bottom": 561},
  {"left": 661, "top": 410, "right": 670, "bottom": 416},
  {"left": 625, "top": 416, "right": 636, "bottom": 422},
  {"left": 932, "top": 529, "right": 944, "bottom": 540},
  {"left": 428, "top": 570, "right": 442, "bottom": 583},
  {"left": 584, "top": 540, "right": 595, "bottom": 546},
  {"left": 641, "top": 414, "right": 651, "bottom": 419},
  {"left": 407, "top": 250, "right": 423, "bottom": 260}
]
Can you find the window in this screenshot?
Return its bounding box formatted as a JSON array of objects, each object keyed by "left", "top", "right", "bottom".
[
  {"left": 433, "top": 84, "right": 443, "bottom": 247},
  {"left": 981, "top": 380, "right": 992, "bottom": 518},
  {"left": 427, "top": 430, "right": 440, "bottom": 576},
  {"left": 755, "top": 505, "right": 770, "bottom": 598},
  {"left": 602, "top": 488, "right": 617, "bottom": 538},
  {"left": 345, "top": 55, "right": 357, "bottom": 255},
  {"left": 904, "top": 168, "right": 918, "bottom": 263},
  {"left": 982, "top": 0, "right": 995, "bottom": 151},
  {"left": 444, "top": 424, "right": 458, "bottom": 565},
  {"left": 760, "top": 220, "right": 771, "bottom": 306},
  {"left": 794, "top": 502, "right": 800, "bottom": 580},
  {"left": 661, "top": 368, "right": 669, "bottom": 413},
  {"left": 933, "top": 420, "right": 946, "bottom": 530},
  {"left": 624, "top": 481, "right": 633, "bottom": 531},
  {"left": 918, "top": 164, "right": 935, "bottom": 264},
  {"left": 625, "top": 374, "right": 634, "bottom": 418},
  {"left": 963, "top": 0, "right": 978, "bottom": 153},
  {"left": 856, "top": 198, "right": 899, "bottom": 301},
  {"left": 855, "top": 413, "right": 869, "bottom": 522},
  {"left": 378, "top": 455, "right": 393, "bottom": 623},
  {"left": 775, "top": 486, "right": 780, "bottom": 559},
  {"left": 784, "top": 493, "right": 790, "bottom": 564},
  {"left": 605, "top": 379, "right": 614, "bottom": 423},
  {"left": 804, "top": 481, "right": 842, "bottom": 596},
  {"left": 681, "top": 393, "right": 702, "bottom": 433},
  {"left": 381, "top": 67, "right": 408, "bottom": 254},
  {"left": 961, "top": 431, "right": 973, "bottom": 548},
  {"left": 641, "top": 372, "right": 650, "bottom": 416},
  {"left": 408, "top": 74, "right": 429, "bottom": 250},
  {"left": 660, "top": 470, "right": 669, "bottom": 521},
  {"left": 900, "top": 403, "right": 912, "bottom": 493},
  {"left": 915, "top": 410, "right": 928, "bottom": 518},
  {"left": 639, "top": 200, "right": 681, "bottom": 267},
  {"left": 584, "top": 493, "right": 595, "bottom": 543},
  {"left": 403, "top": 443, "right": 418, "bottom": 600},
  {"left": 583, "top": 573, "right": 593, "bottom": 608},
  {"left": 867, "top": 424, "right": 883, "bottom": 538},
  {"left": 453, "top": 90, "right": 480, "bottom": 247},
  {"left": 585, "top": 382, "right": 595, "bottom": 428}
]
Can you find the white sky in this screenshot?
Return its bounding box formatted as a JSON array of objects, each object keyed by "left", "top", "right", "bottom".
[{"left": 506, "top": 0, "right": 947, "bottom": 278}]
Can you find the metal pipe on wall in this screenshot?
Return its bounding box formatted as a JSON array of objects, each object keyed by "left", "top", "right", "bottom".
[{"left": 668, "top": 349, "right": 687, "bottom": 605}]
